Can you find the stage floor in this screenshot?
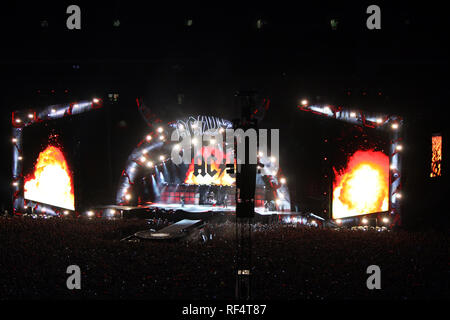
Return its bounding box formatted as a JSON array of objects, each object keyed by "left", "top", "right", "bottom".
[{"left": 146, "top": 203, "right": 297, "bottom": 216}]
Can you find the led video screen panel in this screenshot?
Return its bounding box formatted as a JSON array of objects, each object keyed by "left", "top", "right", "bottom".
[
  {"left": 331, "top": 125, "right": 390, "bottom": 219},
  {"left": 21, "top": 109, "right": 110, "bottom": 211},
  {"left": 184, "top": 146, "right": 235, "bottom": 186},
  {"left": 430, "top": 134, "right": 442, "bottom": 178},
  {"left": 24, "top": 143, "right": 75, "bottom": 210}
]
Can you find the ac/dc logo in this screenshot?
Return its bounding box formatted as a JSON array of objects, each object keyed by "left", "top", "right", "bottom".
[{"left": 192, "top": 156, "right": 235, "bottom": 177}]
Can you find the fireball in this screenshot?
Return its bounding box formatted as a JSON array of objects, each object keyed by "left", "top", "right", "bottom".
[
  {"left": 24, "top": 145, "right": 75, "bottom": 210},
  {"left": 332, "top": 150, "right": 389, "bottom": 219}
]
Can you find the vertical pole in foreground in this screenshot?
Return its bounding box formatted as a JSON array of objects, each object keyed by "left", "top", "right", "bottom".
[
  {"left": 235, "top": 217, "right": 252, "bottom": 299},
  {"left": 234, "top": 91, "right": 258, "bottom": 300}
]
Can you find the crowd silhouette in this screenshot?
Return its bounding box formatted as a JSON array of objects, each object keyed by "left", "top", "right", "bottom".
[{"left": 0, "top": 217, "right": 447, "bottom": 299}]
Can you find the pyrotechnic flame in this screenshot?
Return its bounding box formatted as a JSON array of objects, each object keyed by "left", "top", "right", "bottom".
[
  {"left": 332, "top": 150, "right": 389, "bottom": 219},
  {"left": 24, "top": 145, "right": 75, "bottom": 210},
  {"left": 185, "top": 146, "right": 235, "bottom": 186}
]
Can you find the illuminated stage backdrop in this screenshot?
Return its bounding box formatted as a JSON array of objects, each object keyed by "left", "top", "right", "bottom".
[{"left": 116, "top": 115, "right": 291, "bottom": 211}]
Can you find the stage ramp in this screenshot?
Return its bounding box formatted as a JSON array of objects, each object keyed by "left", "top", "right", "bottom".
[{"left": 131, "top": 219, "right": 204, "bottom": 241}]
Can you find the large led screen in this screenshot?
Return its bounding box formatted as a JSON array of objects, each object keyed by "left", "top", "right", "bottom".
[
  {"left": 332, "top": 149, "right": 389, "bottom": 219},
  {"left": 329, "top": 122, "right": 390, "bottom": 219},
  {"left": 21, "top": 108, "right": 111, "bottom": 212}
]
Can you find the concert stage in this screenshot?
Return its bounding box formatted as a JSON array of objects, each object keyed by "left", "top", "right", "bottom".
[
  {"left": 145, "top": 203, "right": 321, "bottom": 225},
  {"left": 92, "top": 203, "right": 318, "bottom": 227},
  {"left": 147, "top": 202, "right": 295, "bottom": 216},
  {"left": 93, "top": 203, "right": 306, "bottom": 224}
]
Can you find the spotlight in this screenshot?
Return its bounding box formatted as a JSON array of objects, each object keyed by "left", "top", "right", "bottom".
[
  {"left": 87, "top": 211, "right": 94, "bottom": 217},
  {"left": 159, "top": 155, "right": 165, "bottom": 161},
  {"left": 258, "top": 151, "right": 264, "bottom": 157},
  {"left": 15, "top": 118, "right": 21, "bottom": 123},
  {"left": 279, "top": 194, "right": 285, "bottom": 200},
  {"left": 63, "top": 210, "right": 69, "bottom": 215},
  {"left": 51, "top": 109, "right": 57, "bottom": 113},
  {"left": 362, "top": 218, "right": 368, "bottom": 224},
  {"left": 324, "top": 106, "right": 331, "bottom": 113},
  {"left": 159, "top": 135, "right": 165, "bottom": 141},
  {"left": 275, "top": 199, "right": 281, "bottom": 205},
  {"left": 210, "top": 138, "right": 216, "bottom": 144},
  {"left": 142, "top": 149, "right": 148, "bottom": 154},
  {"left": 146, "top": 135, "right": 152, "bottom": 141},
  {"left": 73, "top": 104, "right": 79, "bottom": 108},
  {"left": 395, "top": 193, "right": 402, "bottom": 199},
  {"left": 173, "top": 144, "right": 180, "bottom": 150},
  {"left": 390, "top": 164, "right": 396, "bottom": 170},
  {"left": 192, "top": 138, "right": 198, "bottom": 145},
  {"left": 272, "top": 170, "right": 277, "bottom": 175},
  {"left": 130, "top": 167, "right": 135, "bottom": 173},
  {"left": 12, "top": 138, "right": 17, "bottom": 143},
  {"left": 336, "top": 219, "right": 342, "bottom": 225},
  {"left": 125, "top": 194, "right": 131, "bottom": 200},
  {"left": 396, "top": 145, "right": 403, "bottom": 151},
  {"left": 301, "top": 99, "right": 308, "bottom": 106},
  {"left": 376, "top": 118, "right": 383, "bottom": 124},
  {"left": 146, "top": 161, "right": 153, "bottom": 167},
  {"left": 140, "top": 156, "right": 146, "bottom": 162},
  {"left": 18, "top": 156, "right": 23, "bottom": 160},
  {"left": 219, "top": 128, "right": 224, "bottom": 133},
  {"left": 280, "top": 177, "right": 286, "bottom": 184},
  {"left": 350, "top": 112, "right": 357, "bottom": 118},
  {"left": 12, "top": 182, "right": 18, "bottom": 187},
  {"left": 391, "top": 123, "right": 399, "bottom": 129},
  {"left": 28, "top": 113, "right": 34, "bottom": 119},
  {"left": 270, "top": 156, "right": 276, "bottom": 163},
  {"left": 382, "top": 217, "right": 389, "bottom": 224},
  {"left": 157, "top": 127, "right": 163, "bottom": 133},
  {"left": 109, "top": 209, "right": 116, "bottom": 215},
  {"left": 92, "top": 98, "right": 100, "bottom": 103}
]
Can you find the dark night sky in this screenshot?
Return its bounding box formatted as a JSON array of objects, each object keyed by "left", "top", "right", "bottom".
[{"left": 1, "top": 2, "right": 448, "bottom": 223}]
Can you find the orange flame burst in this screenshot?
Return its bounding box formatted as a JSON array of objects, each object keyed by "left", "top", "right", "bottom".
[
  {"left": 185, "top": 146, "right": 235, "bottom": 186},
  {"left": 24, "top": 145, "right": 75, "bottom": 210},
  {"left": 332, "top": 150, "right": 389, "bottom": 219}
]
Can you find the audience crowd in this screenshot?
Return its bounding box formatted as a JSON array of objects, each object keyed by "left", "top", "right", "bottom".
[{"left": 0, "top": 216, "right": 447, "bottom": 299}]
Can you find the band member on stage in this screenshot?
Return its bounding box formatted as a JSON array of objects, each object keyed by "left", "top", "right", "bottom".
[
  {"left": 223, "top": 193, "right": 228, "bottom": 208},
  {"left": 207, "top": 191, "right": 215, "bottom": 204},
  {"left": 180, "top": 195, "right": 185, "bottom": 207}
]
